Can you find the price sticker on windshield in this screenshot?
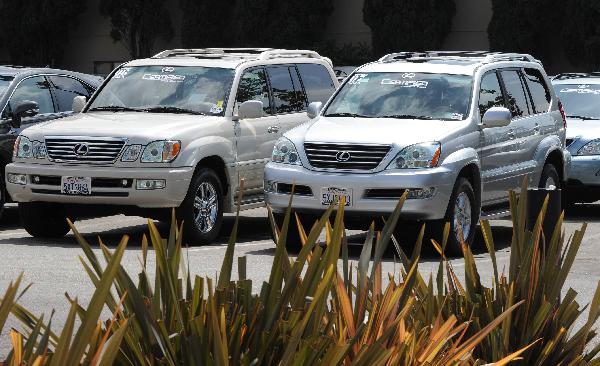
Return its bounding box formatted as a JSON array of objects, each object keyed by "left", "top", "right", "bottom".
[{"left": 348, "top": 74, "right": 369, "bottom": 85}]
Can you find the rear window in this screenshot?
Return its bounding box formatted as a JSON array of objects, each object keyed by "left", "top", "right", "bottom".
[
  {"left": 523, "top": 68, "right": 551, "bottom": 113},
  {"left": 296, "top": 63, "right": 336, "bottom": 104}
]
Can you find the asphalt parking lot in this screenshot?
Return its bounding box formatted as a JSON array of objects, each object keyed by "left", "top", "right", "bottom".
[{"left": 0, "top": 203, "right": 599, "bottom": 356}]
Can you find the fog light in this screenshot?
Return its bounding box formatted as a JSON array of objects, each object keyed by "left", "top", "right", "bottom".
[
  {"left": 136, "top": 179, "right": 166, "bottom": 190},
  {"left": 406, "top": 187, "right": 435, "bottom": 199},
  {"left": 264, "top": 180, "right": 277, "bottom": 192},
  {"left": 8, "top": 173, "right": 27, "bottom": 185}
]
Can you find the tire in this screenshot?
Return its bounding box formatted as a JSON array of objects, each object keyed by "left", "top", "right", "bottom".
[
  {"left": 272, "top": 212, "right": 318, "bottom": 253},
  {"left": 19, "top": 202, "right": 71, "bottom": 238},
  {"left": 539, "top": 164, "right": 561, "bottom": 191},
  {"left": 177, "top": 168, "right": 224, "bottom": 246},
  {"left": 442, "top": 177, "right": 478, "bottom": 256}
]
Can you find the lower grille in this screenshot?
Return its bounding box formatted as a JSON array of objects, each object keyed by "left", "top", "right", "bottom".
[
  {"left": 304, "top": 142, "right": 391, "bottom": 171},
  {"left": 277, "top": 183, "right": 312, "bottom": 196},
  {"left": 45, "top": 137, "right": 126, "bottom": 164},
  {"left": 30, "top": 175, "right": 133, "bottom": 188},
  {"left": 364, "top": 189, "right": 406, "bottom": 199}
]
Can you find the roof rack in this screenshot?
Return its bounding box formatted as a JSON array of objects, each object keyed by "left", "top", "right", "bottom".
[
  {"left": 152, "top": 48, "right": 274, "bottom": 59},
  {"left": 152, "top": 48, "right": 327, "bottom": 62},
  {"left": 552, "top": 72, "right": 600, "bottom": 80},
  {"left": 379, "top": 51, "right": 540, "bottom": 64}
]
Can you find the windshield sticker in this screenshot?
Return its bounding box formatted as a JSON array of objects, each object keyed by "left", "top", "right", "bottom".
[
  {"left": 210, "top": 104, "right": 224, "bottom": 114},
  {"left": 450, "top": 113, "right": 464, "bottom": 120},
  {"left": 348, "top": 74, "right": 369, "bottom": 85},
  {"left": 560, "top": 87, "right": 600, "bottom": 95},
  {"left": 381, "top": 79, "right": 428, "bottom": 88},
  {"left": 161, "top": 67, "right": 175, "bottom": 73},
  {"left": 216, "top": 100, "right": 224, "bottom": 108},
  {"left": 401, "top": 73, "right": 416, "bottom": 78},
  {"left": 142, "top": 74, "right": 186, "bottom": 83},
  {"left": 114, "top": 68, "right": 131, "bottom": 79}
]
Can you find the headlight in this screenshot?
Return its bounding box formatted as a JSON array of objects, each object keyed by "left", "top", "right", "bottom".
[
  {"left": 141, "top": 140, "right": 181, "bottom": 163},
  {"left": 387, "top": 142, "right": 441, "bottom": 169},
  {"left": 121, "top": 144, "right": 143, "bottom": 162},
  {"left": 272, "top": 137, "right": 301, "bottom": 165},
  {"left": 13, "top": 136, "right": 46, "bottom": 159},
  {"left": 577, "top": 140, "right": 600, "bottom": 156}
]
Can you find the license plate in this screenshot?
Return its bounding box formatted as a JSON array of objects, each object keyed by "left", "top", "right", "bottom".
[
  {"left": 321, "top": 187, "right": 352, "bottom": 207},
  {"left": 61, "top": 176, "right": 91, "bottom": 195}
]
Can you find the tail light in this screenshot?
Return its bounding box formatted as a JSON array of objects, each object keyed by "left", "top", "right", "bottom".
[{"left": 558, "top": 98, "right": 567, "bottom": 129}]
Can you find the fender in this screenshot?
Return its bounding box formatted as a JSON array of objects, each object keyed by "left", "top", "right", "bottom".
[{"left": 532, "top": 135, "right": 565, "bottom": 184}]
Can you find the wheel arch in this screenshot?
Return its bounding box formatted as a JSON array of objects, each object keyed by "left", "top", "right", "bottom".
[
  {"left": 544, "top": 148, "right": 565, "bottom": 183},
  {"left": 194, "top": 155, "right": 231, "bottom": 211}
]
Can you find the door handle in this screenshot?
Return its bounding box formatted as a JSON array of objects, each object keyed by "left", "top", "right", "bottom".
[
  {"left": 508, "top": 128, "right": 516, "bottom": 139},
  {"left": 267, "top": 125, "right": 280, "bottom": 134},
  {"left": 534, "top": 123, "right": 541, "bottom": 134}
]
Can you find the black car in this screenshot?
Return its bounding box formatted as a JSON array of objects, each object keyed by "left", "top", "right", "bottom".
[{"left": 0, "top": 66, "right": 103, "bottom": 216}]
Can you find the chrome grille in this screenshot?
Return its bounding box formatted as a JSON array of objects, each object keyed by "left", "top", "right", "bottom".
[
  {"left": 304, "top": 142, "right": 391, "bottom": 171},
  {"left": 45, "top": 137, "right": 126, "bottom": 164}
]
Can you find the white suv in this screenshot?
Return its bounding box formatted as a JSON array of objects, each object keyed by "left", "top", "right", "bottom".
[{"left": 5, "top": 48, "right": 338, "bottom": 244}]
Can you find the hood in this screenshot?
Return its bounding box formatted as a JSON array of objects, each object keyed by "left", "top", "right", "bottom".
[
  {"left": 299, "top": 117, "right": 467, "bottom": 146},
  {"left": 23, "top": 111, "right": 223, "bottom": 141},
  {"left": 566, "top": 118, "right": 600, "bottom": 139}
]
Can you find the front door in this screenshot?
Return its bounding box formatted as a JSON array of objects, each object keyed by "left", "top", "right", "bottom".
[
  {"left": 234, "top": 67, "right": 278, "bottom": 202},
  {"left": 478, "top": 70, "right": 516, "bottom": 204}
]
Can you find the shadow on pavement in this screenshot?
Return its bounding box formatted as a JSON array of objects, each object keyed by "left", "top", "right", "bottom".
[
  {"left": 565, "top": 203, "right": 600, "bottom": 222},
  {"left": 0, "top": 208, "right": 273, "bottom": 249}
]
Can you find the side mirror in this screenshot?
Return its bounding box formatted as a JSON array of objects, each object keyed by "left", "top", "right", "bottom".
[
  {"left": 482, "top": 106, "right": 512, "bottom": 128},
  {"left": 307, "top": 101, "right": 323, "bottom": 119},
  {"left": 237, "top": 100, "right": 263, "bottom": 120},
  {"left": 72, "top": 95, "right": 87, "bottom": 113},
  {"left": 11, "top": 100, "right": 39, "bottom": 129}
]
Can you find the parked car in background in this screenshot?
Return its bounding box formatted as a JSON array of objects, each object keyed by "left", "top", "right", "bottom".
[
  {"left": 333, "top": 66, "right": 357, "bottom": 83},
  {"left": 0, "top": 66, "right": 102, "bottom": 217},
  {"left": 5, "top": 48, "right": 339, "bottom": 244},
  {"left": 265, "top": 51, "right": 570, "bottom": 254},
  {"left": 553, "top": 73, "right": 600, "bottom": 206}
]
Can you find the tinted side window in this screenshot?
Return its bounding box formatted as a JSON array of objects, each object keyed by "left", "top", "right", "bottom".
[
  {"left": 478, "top": 72, "right": 505, "bottom": 118},
  {"left": 2, "top": 76, "right": 54, "bottom": 119},
  {"left": 296, "top": 63, "right": 336, "bottom": 104},
  {"left": 48, "top": 76, "right": 91, "bottom": 112},
  {"left": 523, "top": 68, "right": 551, "bottom": 113},
  {"left": 266, "top": 66, "right": 304, "bottom": 114},
  {"left": 236, "top": 68, "right": 271, "bottom": 115},
  {"left": 289, "top": 66, "right": 307, "bottom": 111},
  {"left": 501, "top": 70, "right": 530, "bottom": 118}
]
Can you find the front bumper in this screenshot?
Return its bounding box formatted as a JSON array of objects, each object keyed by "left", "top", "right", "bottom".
[
  {"left": 264, "top": 163, "right": 455, "bottom": 221},
  {"left": 6, "top": 162, "right": 194, "bottom": 208},
  {"left": 566, "top": 155, "right": 600, "bottom": 202}
]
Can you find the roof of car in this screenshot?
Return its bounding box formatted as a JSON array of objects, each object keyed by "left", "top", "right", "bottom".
[
  {"left": 127, "top": 48, "right": 333, "bottom": 69},
  {"left": 357, "top": 51, "right": 542, "bottom": 75},
  {"left": 0, "top": 65, "right": 103, "bottom": 86},
  {"left": 552, "top": 73, "right": 600, "bottom": 84}
]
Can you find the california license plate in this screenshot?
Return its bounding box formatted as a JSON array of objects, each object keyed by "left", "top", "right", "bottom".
[
  {"left": 321, "top": 187, "right": 352, "bottom": 207},
  {"left": 61, "top": 176, "right": 91, "bottom": 195}
]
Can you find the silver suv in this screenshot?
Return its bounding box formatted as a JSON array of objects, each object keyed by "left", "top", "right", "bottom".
[
  {"left": 5, "top": 48, "right": 338, "bottom": 244},
  {"left": 264, "top": 51, "right": 570, "bottom": 253}
]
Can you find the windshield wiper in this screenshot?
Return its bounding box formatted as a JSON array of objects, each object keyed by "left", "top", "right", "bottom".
[
  {"left": 88, "top": 106, "right": 142, "bottom": 112},
  {"left": 378, "top": 114, "right": 433, "bottom": 120},
  {"left": 142, "top": 106, "right": 206, "bottom": 115},
  {"left": 567, "top": 115, "right": 597, "bottom": 120},
  {"left": 324, "top": 112, "right": 372, "bottom": 118}
]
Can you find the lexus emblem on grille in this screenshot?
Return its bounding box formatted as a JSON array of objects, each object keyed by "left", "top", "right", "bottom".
[
  {"left": 335, "top": 151, "right": 351, "bottom": 162},
  {"left": 73, "top": 143, "right": 90, "bottom": 156}
]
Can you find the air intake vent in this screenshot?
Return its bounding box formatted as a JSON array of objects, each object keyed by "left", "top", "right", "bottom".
[
  {"left": 45, "top": 137, "right": 126, "bottom": 164},
  {"left": 304, "top": 143, "right": 391, "bottom": 171}
]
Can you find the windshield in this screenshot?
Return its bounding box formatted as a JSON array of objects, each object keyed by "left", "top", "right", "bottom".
[
  {"left": 89, "top": 66, "right": 234, "bottom": 116},
  {"left": 0, "top": 75, "right": 14, "bottom": 98},
  {"left": 324, "top": 72, "right": 473, "bottom": 120},
  {"left": 554, "top": 83, "right": 600, "bottom": 120}
]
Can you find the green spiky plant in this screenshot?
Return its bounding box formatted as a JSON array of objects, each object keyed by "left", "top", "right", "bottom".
[{"left": 0, "top": 185, "right": 597, "bottom": 365}]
